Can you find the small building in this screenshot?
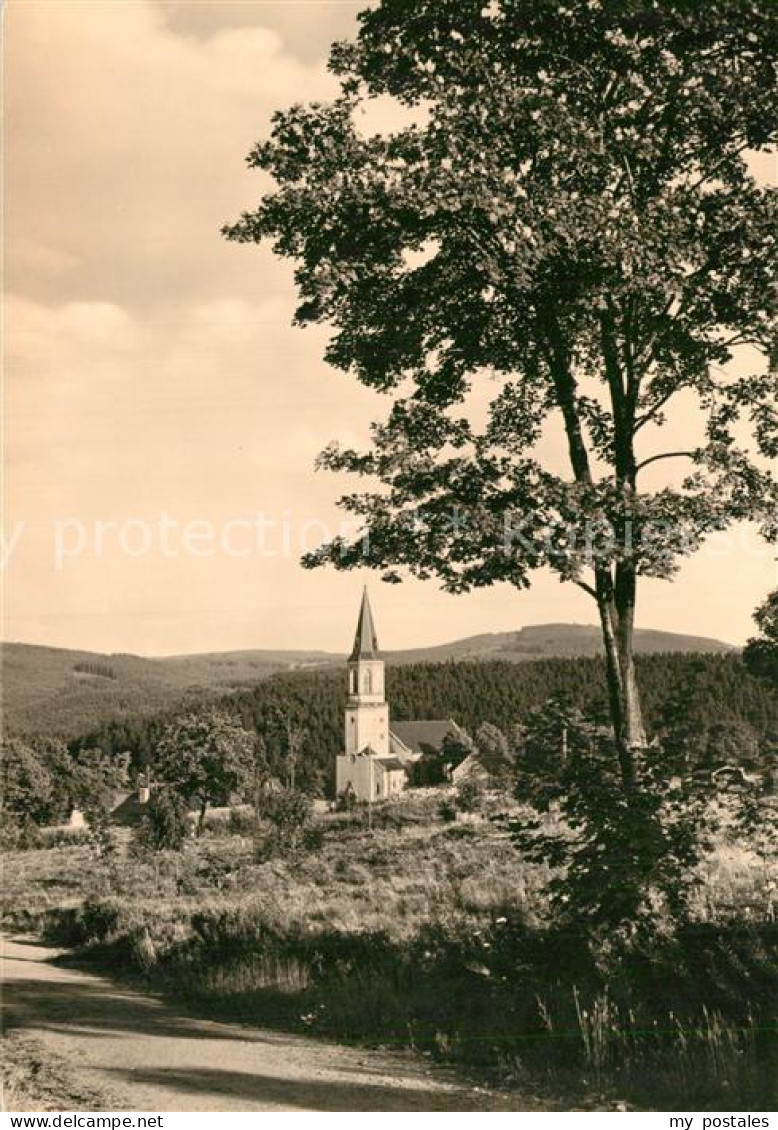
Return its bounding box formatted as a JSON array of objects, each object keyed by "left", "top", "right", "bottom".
[
  {"left": 109, "top": 788, "right": 149, "bottom": 826},
  {"left": 390, "top": 720, "right": 466, "bottom": 786},
  {"left": 451, "top": 750, "right": 511, "bottom": 786},
  {"left": 64, "top": 780, "right": 151, "bottom": 829}
]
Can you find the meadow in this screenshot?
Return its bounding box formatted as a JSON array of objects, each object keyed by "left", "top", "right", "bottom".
[{"left": 4, "top": 789, "right": 776, "bottom": 1111}]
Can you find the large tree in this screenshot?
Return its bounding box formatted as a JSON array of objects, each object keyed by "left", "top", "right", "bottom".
[
  {"left": 154, "top": 709, "right": 257, "bottom": 833},
  {"left": 226, "top": 0, "right": 777, "bottom": 784}
]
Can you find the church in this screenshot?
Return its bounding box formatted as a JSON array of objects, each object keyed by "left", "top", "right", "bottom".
[{"left": 336, "top": 589, "right": 464, "bottom": 802}]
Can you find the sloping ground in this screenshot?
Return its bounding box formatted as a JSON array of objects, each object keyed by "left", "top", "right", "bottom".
[
  {"left": 2, "top": 623, "right": 733, "bottom": 738},
  {"left": 0, "top": 643, "right": 336, "bottom": 738},
  {"left": 385, "top": 623, "right": 735, "bottom": 664},
  {"left": 2, "top": 936, "right": 538, "bottom": 1113}
]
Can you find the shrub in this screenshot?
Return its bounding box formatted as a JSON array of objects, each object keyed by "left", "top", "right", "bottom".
[
  {"left": 456, "top": 779, "right": 483, "bottom": 814},
  {"left": 38, "top": 826, "right": 91, "bottom": 850},
  {"left": 438, "top": 796, "right": 457, "bottom": 822},
  {"left": 229, "top": 806, "right": 258, "bottom": 836},
  {"left": 255, "top": 788, "right": 314, "bottom": 860},
  {"left": 134, "top": 787, "right": 191, "bottom": 852},
  {"left": 504, "top": 733, "right": 729, "bottom": 945},
  {"left": 0, "top": 818, "right": 44, "bottom": 851},
  {"left": 85, "top": 808, "right": 118, "bottom": 859}
]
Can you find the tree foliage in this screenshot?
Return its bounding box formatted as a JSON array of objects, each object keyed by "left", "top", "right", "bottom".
[
  {"left": 153, "top": 709, "right": 257, "bottom": 833},
  {"left": 1, "top": 739, "right": 56, "bottom": 831},
  {"left": 743, "top": 589, "right": 778, "bottom": 687},
  {"left": 0, "top": 737, "right": 128, "bottom": 841},
  {"left": 506, "top": 724, "right": 729, "bottom": 941}
]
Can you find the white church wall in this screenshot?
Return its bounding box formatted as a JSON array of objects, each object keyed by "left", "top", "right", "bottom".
[{"left": 337, "top": 752, "right": 387, "bottom": 801}]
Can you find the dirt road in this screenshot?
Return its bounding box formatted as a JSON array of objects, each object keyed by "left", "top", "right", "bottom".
[{"left": 2, "top": 936, "right": 534, "bottom": 1112}]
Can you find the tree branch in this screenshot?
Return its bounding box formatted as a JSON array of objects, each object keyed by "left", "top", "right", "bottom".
[
  {"left": 634, "top": 388, "right": 678, "bottom": 433},
  {"left": 635, "top": 450, "right": 696, "bottom": 473}
]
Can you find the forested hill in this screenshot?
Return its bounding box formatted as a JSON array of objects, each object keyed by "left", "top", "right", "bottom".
[
  {"left": 76, "top": 653, "right": 777, "bottom": 794},
  {"left": 0, "top": 642, "right": 338, "bottom": 738},
  {"left": 2, "top": 623, "right": 732, "bottom": 738},
  {"left": 385, "top": 623, "right": 734, "bottom": 664}
]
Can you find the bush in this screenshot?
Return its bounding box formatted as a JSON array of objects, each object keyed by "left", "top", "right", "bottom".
[
  {"left": 438, "top": 796, "right": 457, "bottom": 822},
  {"left": 456, "top": 778, "right": 483, "bottom": 814},
  {"left": 229, "top": 806, "right": 258, "bottom": 836},
  {"left": 504, "top": 732, "right": 733, "bottom": 944},
  {"left": 38, "top": 826, "right": 91, "bottom": 850},
  {"left": 0, "top": 819, "right": 44, "bottom": 851},
  {"left": 134, "top": 788, "right": 191, "bottom": 852},
  {"left": 255, "top": 788, "right": 314, "bottom": 860}
]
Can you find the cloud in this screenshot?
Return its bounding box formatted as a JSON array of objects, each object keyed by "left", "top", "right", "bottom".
[
  {"left": 6, "top": 291, "right": 381, "bottom": 499},
  {"left": 5, "top": 0, "right": 337, "bottom": 309},
  {"left": 156, "top": 0, "right": 364, "bottom": 63}
]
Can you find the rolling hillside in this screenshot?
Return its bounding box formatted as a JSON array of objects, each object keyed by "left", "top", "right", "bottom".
[
  {"left": 384, "top": 623, "right": 735, "bottom": 664},
  {"left": 0, "top": 643, "right": 338, "bottom": 739},
  {"left": 2, "top": 623, "right": 734, "bottom": 738}
]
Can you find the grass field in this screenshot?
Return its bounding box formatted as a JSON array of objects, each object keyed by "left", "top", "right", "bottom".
[{"left": 3, "top": 791, "right": 776, "bottom": 1111}]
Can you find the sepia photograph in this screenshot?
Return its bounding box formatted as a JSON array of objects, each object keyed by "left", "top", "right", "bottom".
[{"left": 2, "top": 0, "right": 777, "bottom": 1116}]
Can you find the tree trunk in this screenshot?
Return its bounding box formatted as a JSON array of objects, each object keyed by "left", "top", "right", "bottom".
[
  {"left": 595, "top": 564, "right": 646, "bottom": 787},
  {"left": 197, "top": 798, "right": 208, "bottom": 836},
  {"left": 541, "top": 311, "right": 647, "bottom": 782},
  {"left": 614, "top": 560, "right": 646, "bottom": 750}
]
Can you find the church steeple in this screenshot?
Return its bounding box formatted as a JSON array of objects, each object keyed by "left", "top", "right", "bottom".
[
  {"left": 343, "top": 588, "right": 389, "bottom": 761},
  {"left": 349, "top": 586, "right": 380, "bottom": 661}
]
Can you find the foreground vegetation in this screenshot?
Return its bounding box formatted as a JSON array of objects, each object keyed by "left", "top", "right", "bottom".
[
  {"left": 2, "top": 1032, "right": 117, "bottom": 1113},
  {"left": 4, "top": 643, "right": 776, "bottom": 1110},
  {"left": 4, "top": 791, "right": 776, "bottom": 1111}
]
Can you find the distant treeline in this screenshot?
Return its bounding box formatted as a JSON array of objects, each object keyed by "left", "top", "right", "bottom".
[
  {"left": 72, "top": 653, "right": 778, "bottom": 794},
  {"left": 73, "top": 661, "right": 118, "bottom": 680}
]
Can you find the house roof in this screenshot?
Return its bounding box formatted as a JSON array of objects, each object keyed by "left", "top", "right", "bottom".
[
  {"left": 109, "top": 789, "right": 133, "bottom": 811},
  {"left": 452, "top": 750, "right": 511, "bottom": 780},
  {"left": 109, "top": 790, "right": 147, "bottom": 825},
  {"left": 349, "top": 587, "right": 380, "bottom": 661},
  {"left": 390, "top": 719, "right": 462, "bottom": 756},
  {"left": 452, "top": 752, "right": 486, "bottom": 779}
]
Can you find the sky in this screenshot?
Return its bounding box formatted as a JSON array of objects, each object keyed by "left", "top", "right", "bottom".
[{"left": 3, "top": 0, "right": 776, "bottom": 656}]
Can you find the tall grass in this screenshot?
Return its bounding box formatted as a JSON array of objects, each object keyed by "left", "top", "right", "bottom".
[{"left": 567, "top": 990, "right": 772, "bottom": 1108}]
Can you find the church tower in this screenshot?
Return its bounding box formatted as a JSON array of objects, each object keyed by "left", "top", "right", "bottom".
[{"left": 344, "top": 587, "right": 389, "bottom": 758}]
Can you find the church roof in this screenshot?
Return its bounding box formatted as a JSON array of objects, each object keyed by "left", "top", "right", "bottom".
[
  {"left": 349, "top": 587, "right": 380, "bottom": 661},
  {"left": 376, "top": 756, "right": 406, "bottom": 772},
  {"left": 390, "top": 719, "right": 463, "bottom": 756}
]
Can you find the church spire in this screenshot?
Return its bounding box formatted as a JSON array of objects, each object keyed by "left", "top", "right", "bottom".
[{"left": 349, "top": 586, "right": 380, "bottom": 661}]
